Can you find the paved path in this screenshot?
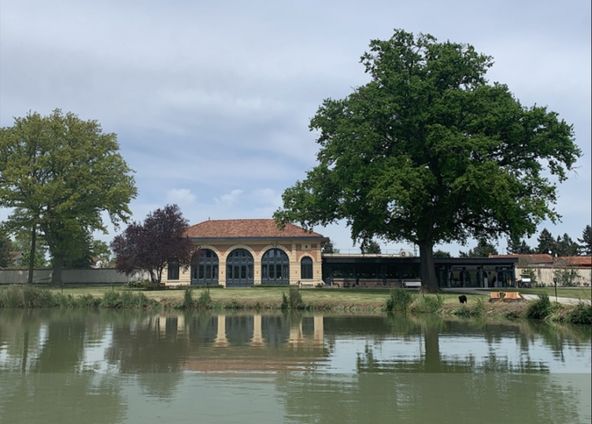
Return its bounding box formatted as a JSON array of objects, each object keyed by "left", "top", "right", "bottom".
[
  {"left": 442, "top": 288, "right": 591, "bottom": 306},
  {"left": 520, "top": 294, "right": 591, "bottom": 306}
]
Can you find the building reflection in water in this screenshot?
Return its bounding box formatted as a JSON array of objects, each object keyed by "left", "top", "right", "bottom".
[{"left": 141, "top": 312, "right": 330, "bottom": 373}]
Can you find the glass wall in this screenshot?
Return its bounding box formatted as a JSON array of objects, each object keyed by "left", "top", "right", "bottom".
[{"left": 261, "top": 248, "right": 289, "bottom": 285}]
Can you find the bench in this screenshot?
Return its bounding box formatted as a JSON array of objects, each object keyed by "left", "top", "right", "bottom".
[
  {"left": 489, "top": 292, "right": 502, "bottom": 302},
  {"left": 403, "top": 280, "right": 422, "bottom": 288},
  {"left": 503, "top": 291, "right": 522, "bottom": 301}
]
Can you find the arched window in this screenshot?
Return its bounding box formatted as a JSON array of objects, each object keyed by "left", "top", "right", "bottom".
[
  {"left": 301, "top": 257, "right": 313, "bottom": 280},
  {"left": 226, "top": 249, "right": 254, "bottom": 287},
  {"left": 191, "top": 249, "right": 219, "bottom": 286},
  {"left": 261, "top": 248, "right": 289, "bottom": 285}
]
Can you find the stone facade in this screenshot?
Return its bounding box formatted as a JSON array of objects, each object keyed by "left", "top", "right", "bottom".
[
  {"left": 516, "top": 266, "right": 591, "bottom": 287},
  {"left": 163, "top": 219, "right": 326, "bottom": 287}
]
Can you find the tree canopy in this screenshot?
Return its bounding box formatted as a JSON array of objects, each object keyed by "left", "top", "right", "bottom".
[
  {"left": 459, "top": 238, "right": 498, "bottom": 258},
  {"left": 0, "top": 226, "right": 12, "bottom": 268},
  {"left": 577, "top": 225, "right": 592, "bottom": 255},
  {"left": 0, "top": 110, "right": 137, "bottom": 282},
  {"left": 507, "top": 235, "right": 532, "bottom": 254},
  {"left": 274, "top": 29, "right": 580, "bottom": 291},
  {"left": 361, "top": 239, "right": 381, "bottom": 254},
  {"left": 111, "top": 204, "right": 194, "bottom": 286}
]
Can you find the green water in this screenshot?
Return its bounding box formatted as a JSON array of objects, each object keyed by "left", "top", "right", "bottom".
[{"left": 0, "top": 310, "right": 590, "bottom": 423}]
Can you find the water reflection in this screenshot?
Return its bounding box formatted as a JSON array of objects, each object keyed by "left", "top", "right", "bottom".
[{"left": 0, "top": 310, "right": 590, "bottom": 423}]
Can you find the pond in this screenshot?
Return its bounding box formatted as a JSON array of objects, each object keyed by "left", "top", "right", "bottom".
[{"left": 0, "top": 310, "right": 590, "bottom": 423}]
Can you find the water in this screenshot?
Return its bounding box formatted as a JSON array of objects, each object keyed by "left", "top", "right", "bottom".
[{"left": 0, "top": 310, "right": 590, "bottom": 423}]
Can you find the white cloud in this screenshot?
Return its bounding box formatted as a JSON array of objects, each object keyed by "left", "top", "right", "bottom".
[
  {"left": 166, "top": 188, "right": 196, "bottom": 205},
  {"left": 215, "top": 189, "right": 244, "bottom": 207}
]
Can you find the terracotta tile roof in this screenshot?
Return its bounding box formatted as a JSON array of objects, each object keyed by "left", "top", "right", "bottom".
[
  {"left": 492, "top": 254, "right": 592, "bottom": 267},
  {"left": 558, "top": 256, "right": 592, "bottom": 267},
  {"left": 185, "top": 219, "right": 325, "bottom": 239}
]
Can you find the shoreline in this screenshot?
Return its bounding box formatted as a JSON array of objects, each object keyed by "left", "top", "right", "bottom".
[{"left": 0, "top": 285, "right": 589, "bottom": 325}]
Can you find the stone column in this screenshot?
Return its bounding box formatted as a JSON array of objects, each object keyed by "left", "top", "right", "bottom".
[
  {"left": 250, "top": 314, "right": 264, "bottom": 346},
  {"left": 158, "top": 315, "right": 167, "bottom": 336},
  {"left": 289, "top": 320, "right": 303, "bottom": 346},
  {"left": 176, "top": 314, "right": 185, "bottom": 335},
  {"left": 313, "top": 315, "right": 324, "bottom": 344},
  {"left": 214, "top": 314, "right": 228, "bottom": 346},
  {"left": 218, "top": 259, "right": 227, "bottom": 287}
]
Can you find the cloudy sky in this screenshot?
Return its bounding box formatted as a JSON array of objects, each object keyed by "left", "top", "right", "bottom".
[{"left": 1, "top": 0, "right": 590, "bottom": 254}]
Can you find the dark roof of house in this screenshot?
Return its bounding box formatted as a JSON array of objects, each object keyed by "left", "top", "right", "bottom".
[{"left": 185, "top": 219, "right": 325, "bottom": 239}]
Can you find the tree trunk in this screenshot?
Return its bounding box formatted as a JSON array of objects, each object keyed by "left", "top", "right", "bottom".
[
  {"left": 423, "top": 324, "right": 441, "bottom": 372},
  {"left": 27, "top": 224, "right": 37, "bottom": 285},
  {"left": 51, "top": 259, "right": 63, "bottom": 285},
  {"left": 419, "top": 241, "right": 438, "bottom": 292}
]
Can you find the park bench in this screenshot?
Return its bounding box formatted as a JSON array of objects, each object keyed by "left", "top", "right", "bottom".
[
  {"left": 489, "top": 292, "right": 502, "bottom": 302},
  {"left": 502, "top": 291, "right": 523, "bottom": 301}
]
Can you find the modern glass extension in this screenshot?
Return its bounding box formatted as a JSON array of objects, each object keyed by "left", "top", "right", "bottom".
[
  {"left": 322, "top": 256, "right": 517, "bottom": 288},
  {"left": 261, "top": 248, "right": 290, "bottom": 286}
]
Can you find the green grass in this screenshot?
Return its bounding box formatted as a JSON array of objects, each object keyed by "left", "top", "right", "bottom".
[{"left": 33, "top": 286, "right": 487, "bottom": 310}]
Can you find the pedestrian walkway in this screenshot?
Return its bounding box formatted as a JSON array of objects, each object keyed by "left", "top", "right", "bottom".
[{"left": 442, "top": 288, "right": 591, "bottom": 306}]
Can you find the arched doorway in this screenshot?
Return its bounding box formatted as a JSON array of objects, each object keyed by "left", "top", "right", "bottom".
[
  {"left": 226, "top": 248, "right": 254, "bottom": 287},
  {"left": 261, "top": 248, "right": 290, "bottom": 286},
  {"left": 191, "top": 249, "right": 219, "bottom": 286}
]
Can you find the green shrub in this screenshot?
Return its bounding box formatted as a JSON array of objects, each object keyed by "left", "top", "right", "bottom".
[
  {"left": 281, "top": 287, "right": 305, "bottom": 310},
  {"left": 196, "top": 289, "right": 212, "bottom": 309},
  {"left": 0, "top": 285, "right": 58, "bottom": 308},
  {"left": 385, "top": 288, "right": 414, "bottom": 313},
  {"left": 101, "top": 291, "right": 122, "bottom": 308},
  {"left": 280, "top": 292, "right": 289, "bottom": 310},
  {"left": 567, "top": 302, "right": 592, "bottom": 325},
  {"left": 453, "top": 299, "right": 485, "bottom": 318},
  {"left": 0, "top": 285, "right": 25, "bottom": 307},
  {"left": 526, "top": 294, "right": 552, "bottom": 320},
  {"left": 127, "top": 279, "right": 151, "bottom": 289},
  {"left": 53, "top": 293, "right": 77, "bottom": 308},
  {"left": 410, "top": 294, "right": 443, "bottom": 314},
  {"left": 78, "top": 294, "right": 101, "bottom": 308},
  {"left": 183, "top": 288, "right": 194, "bottom": 309}
]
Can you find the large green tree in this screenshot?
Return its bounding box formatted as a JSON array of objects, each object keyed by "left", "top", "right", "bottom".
[
  {"left": 554, "top": 233, "right": 579, "bottom": 256},
  {"left": 0, "top": 225, "right": 13, "bottom": 268},
  {"left": 11, "top": 229, "right": 48, "bottom": 268},
  {"left": 507, "top": 234, "right": 532, "bottom": 254},
  {"left": 536, "top": 228, "right": 556, "bottom": 255},
  {"left": 274, "top": 30, "right": 580, "bottom": 291},
  {"left": 577, "top": 225, "right": 592, "bottom": 255},
  {"left": 0, "top": 110, "right": 137, "bottom": 283},
  {"left": 459, "top": 238, "right": 498, "bottom": 258}
]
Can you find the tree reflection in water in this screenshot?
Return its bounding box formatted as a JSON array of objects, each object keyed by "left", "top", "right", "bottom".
[{"left": 0, "top": 310, "right": 589, "bottom": 424}]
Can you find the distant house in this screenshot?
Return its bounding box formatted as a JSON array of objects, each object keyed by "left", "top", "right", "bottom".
[
  {"left": 491, "top": 254, "right": 592, "bottom": 287},
  {"left": 163, "top": 219, "right": 326, "bottom": 287}
]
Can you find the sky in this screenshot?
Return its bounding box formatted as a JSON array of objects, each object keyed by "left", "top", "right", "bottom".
[{"left": 0, "top": 0, "right": 590, "bottom": 254}]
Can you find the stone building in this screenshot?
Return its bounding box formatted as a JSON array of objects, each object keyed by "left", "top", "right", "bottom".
[
  {"left": 493, "top": 254, "right": 592, "bottom": 287},
  {"left": 164, "top": 219, "right": 326, "bottom": 287}
]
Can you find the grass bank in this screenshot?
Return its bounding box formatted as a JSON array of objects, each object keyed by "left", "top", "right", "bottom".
[{"left": 0, "top": 285, "right": 589, "bottom": 325}]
